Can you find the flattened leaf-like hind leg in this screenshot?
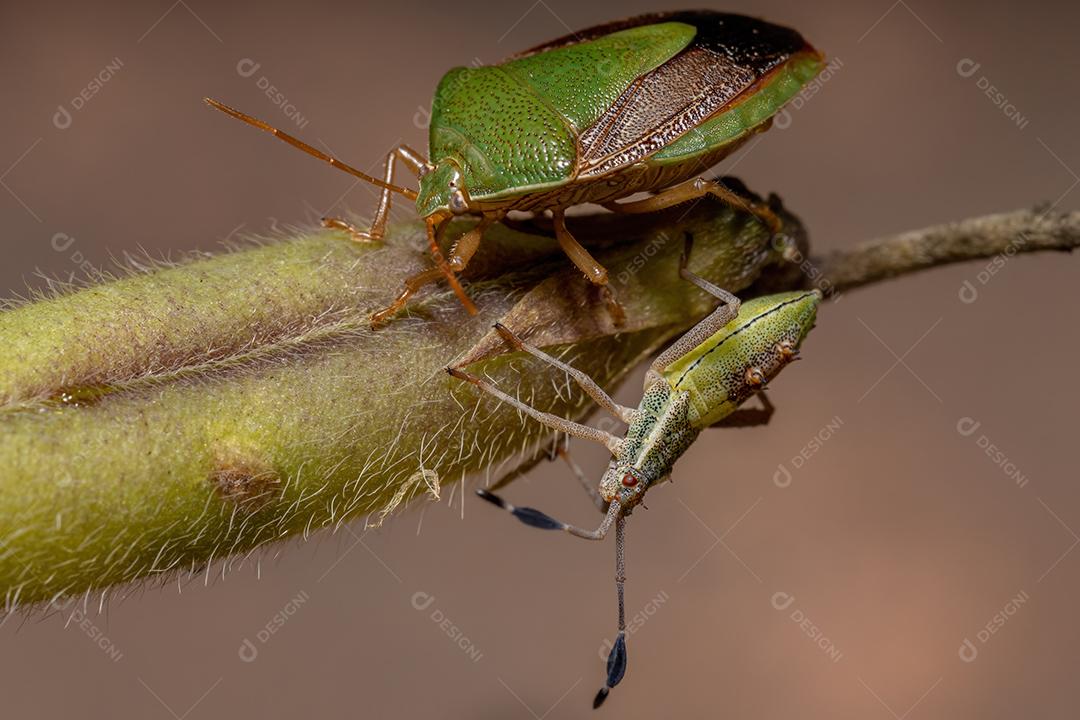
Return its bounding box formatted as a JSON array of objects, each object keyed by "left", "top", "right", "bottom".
[
  {"left": 603, "top": 176, "right": 784, "bottom": 235},
  {"left": 475, "top": 488, "right": 620, "bottom": 540},
  {"left": 645, "top": 233, "right": 742, "bottom": 387},
  {"left": 473, "top": 481, "right": 630, "bottom": 709},
  {"left": 446, "top": 356, "right": 625, "bottom": 531}
]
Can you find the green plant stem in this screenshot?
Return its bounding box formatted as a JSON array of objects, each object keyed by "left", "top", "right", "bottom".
[
  {"left": 2, "top": 201, "right": 1074, "bottom": 608},
  {"left": 0, "top": 197, "right": 785, "bottom": 608}
]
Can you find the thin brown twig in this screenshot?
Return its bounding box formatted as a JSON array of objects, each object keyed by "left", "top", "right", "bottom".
[{"left": 808, "top": 207, "right": 1079, "bottom": 295}]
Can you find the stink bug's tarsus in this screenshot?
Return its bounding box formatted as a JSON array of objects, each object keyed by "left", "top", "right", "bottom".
[
  {"left": 206, "top": 11, "right": 824, "bottom": 327},
  {"left": 449, "top": 234, "right": 821, "bottom": 707}
]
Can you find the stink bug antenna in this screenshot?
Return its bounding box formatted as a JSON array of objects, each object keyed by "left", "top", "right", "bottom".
[
  {"left": 204, "top": 98, "right": 419, "bottom": 200},
  {"left": 594, "top": 514, "right": 628, "bottom": 709}
]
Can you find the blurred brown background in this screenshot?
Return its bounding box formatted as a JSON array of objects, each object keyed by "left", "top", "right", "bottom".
[{"left": 1, "top": 0, "right": 1078, "bottom": 718}]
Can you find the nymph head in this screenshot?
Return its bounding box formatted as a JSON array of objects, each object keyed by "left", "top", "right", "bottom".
[{"left": 598, "top": 462, "right": 651, "bottom": 510}]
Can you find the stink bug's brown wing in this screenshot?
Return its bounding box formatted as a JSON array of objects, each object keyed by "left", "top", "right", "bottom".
[{"left": 551, "top": 12, "right": 816, "bottom": 178}]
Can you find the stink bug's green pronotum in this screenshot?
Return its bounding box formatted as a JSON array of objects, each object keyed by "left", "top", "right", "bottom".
[
  {"left": 448, "top": 235, "right": 820, "bottom": 708},
  {"left": 206, "top": 11, "right": 824, "bottom": 326}
]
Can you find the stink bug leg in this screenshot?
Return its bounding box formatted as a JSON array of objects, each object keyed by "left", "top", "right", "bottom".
[
  {"left": 604, "top": 177, "right": 784, "bottom": 235},
  {"left": 210, "top": 12, "right": 825, "bottom": 327},
  {"left": 552, "top": 208, "right": 627, "bottom": 325},
  {"left": 202, "top": 99, "right": 474, "bottom": 323},
  {"left": 369, "top": 215, "right": 484, "bottom": 327},
  {"left": 319, "top": 143, "right": 430, "bottom": 243}
]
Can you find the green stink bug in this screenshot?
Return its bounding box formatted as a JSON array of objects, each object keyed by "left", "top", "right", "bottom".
[
  {"left": 449, "top": 235, "right": 820, "bottom": 708},
  {"left": 207, "top": 11, "right": 823, "bottom": 326}
]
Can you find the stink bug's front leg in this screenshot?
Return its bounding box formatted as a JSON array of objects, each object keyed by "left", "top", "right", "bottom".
[
  {"left": 370, "top": 216, "right": 477, "bottom": 327},
  {"left": 321, "top": 144, "right": 430, "bottom": 243},
  {"left": 202, "top": 99, "right": 474, "bottom": 322},
  {"left": 369, "top": 214, "right": 503, "bottom": 327},
  {"left": 603, "top": 176, "right": 784, "bottom": 235}
]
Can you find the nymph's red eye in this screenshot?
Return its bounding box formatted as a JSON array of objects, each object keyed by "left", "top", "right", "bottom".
[{"left": 621, "top": 472, "right": 638, "bottom": 487}]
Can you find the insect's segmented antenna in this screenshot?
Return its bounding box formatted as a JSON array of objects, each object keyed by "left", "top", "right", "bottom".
[{"left": 204, "top": 98, "right": 419, "bottom": 200}]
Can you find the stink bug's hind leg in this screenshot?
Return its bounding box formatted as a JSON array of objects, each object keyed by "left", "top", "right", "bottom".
[
  {"left": 321, "top": 144, "right": 430, "bottom": 243},
  {"left": 603, "top": 176, "right": 783, "bottom": 235},
  {"left": 553, "top": 208, "right": 626, "bottom": 326},
  {"left": 647, "top": 233, "right": 741, "bottom": 384}
]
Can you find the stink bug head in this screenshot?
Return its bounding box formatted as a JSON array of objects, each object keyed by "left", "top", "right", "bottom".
[
  {"left": 207, "top": 10, "right": 827, "bottom": 327},
  {"left": 415, "top": 158, "right": 471, "bottom": 218}
]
